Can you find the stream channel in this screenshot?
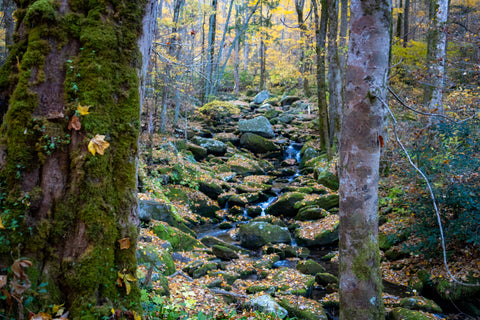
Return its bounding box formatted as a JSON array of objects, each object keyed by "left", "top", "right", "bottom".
[{"left": 190, "top": 141, "right": 424, "bottom": 319}]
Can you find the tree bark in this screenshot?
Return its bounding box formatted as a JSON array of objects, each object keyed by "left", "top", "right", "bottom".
[
  {"left": 312, "top": 0, "right": 331, "bottom": 159},
  {"left": 0, "top": 0, "right": 156, "bottom": 318},
  {"left": 205, "top": 0, "right": 218, "bottom": 102},
  {"left": 327, "top": 0, "right": 343, "bottom": 145},
  {"left": 338, "top": 0, "right": 391, "bottom": 318},
  {"left": 403, "top": 0, "right": 410, "bottom": 46},
  {"left": 424, "top": 0, "right": 449, "bottom": 116}
]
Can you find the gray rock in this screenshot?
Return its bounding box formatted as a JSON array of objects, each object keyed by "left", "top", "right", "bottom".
[
  {"left": 246, "top": 295, "right": 288, "bottom": 319},
  {"left": 280, "top": 96, "right": 300, "bottom": 107},
  {"left": 253, "top": 90, "right": 270, "bottom": 105},
  {"left": 212, "top": 245, "right": 240, "bottom": 261},
  {"left": 192, "top": 136, "right": 227, "bottom": 155},
  {"left": 238, "top": 116, "right": 275, "bottom": 138}
]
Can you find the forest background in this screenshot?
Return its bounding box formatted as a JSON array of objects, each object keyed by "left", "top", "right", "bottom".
[{"left": 0, "top": 0, "right": 479, "bottom": 319}]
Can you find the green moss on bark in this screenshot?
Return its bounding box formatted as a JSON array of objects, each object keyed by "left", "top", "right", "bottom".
[{"left": 0, "top": 0, "right": 149, "bottom": 318}]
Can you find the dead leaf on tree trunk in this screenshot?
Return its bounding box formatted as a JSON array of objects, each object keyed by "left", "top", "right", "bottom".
[
  {"left": 88, "top": 135, "right": 110, "bottom": 156},
  {"left": 0, "top": 275, "right": 7, "bottom": 288},
  {"left": 117, "top": 237, "right": 131, "bottom": 250},
  {"left": 68, "top": 115, "right": 81, "bottom": 131}
]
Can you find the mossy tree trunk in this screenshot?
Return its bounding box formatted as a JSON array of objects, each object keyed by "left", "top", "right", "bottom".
[
  {"left": 0, "top": 0, "right": 156, "bottom": 318},
  {"left": 338, "top": 0, "right": 391, "bottom": 318}
]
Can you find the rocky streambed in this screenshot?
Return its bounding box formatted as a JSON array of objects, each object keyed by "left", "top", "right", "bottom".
[{"left": 135, "top": 93, "right": 479, "bottom": 319}]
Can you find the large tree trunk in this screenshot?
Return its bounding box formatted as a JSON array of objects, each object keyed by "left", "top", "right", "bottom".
[
  {"left": 424, "top": 0, "right": 449, "bottom": 115},
  {"left": 338, "top": 0, "right": 391, "bottom": 318},
  {"left": 0, "top": 0, "right": 156, "bottom": 318}
]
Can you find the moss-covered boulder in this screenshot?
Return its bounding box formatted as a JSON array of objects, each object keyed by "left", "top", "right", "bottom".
[
  {"left": 152, "top": 222, "right": 205, "bottom": 252},
  {"left": 240, "top": 133, "right": 281, "bottom": 154},
  {"left": 214, "top": 132, "right": 240, "bottom": 145},
  {"left": 387, "top": 307, "right": 433, "bottom": 320},
  {"left": 169, "top": 186, "right": 222, "bottom": 220},
  {"left": 314, "top": 167, "right": 339, "bottom": 191},
  {"left": 136, "top": 244, "right": 175, "bottom": 276},
  {"left": 295, "top": 216, "right": 339, "bottom": 247},
  {"left": 399, "top": 296, "right": 442, "bottom": 313},
  {"left": 186, "top": 142, "right": 208, "bottom": 160},
  {"left": 266, "top": 192, "right": 306, "bottom": 217},
  {"left": 197, "top": 100, "right": 241, "bottom": 125},
  {"left": 297, "top": 260, "right": 326, "bottom": 275},
  {"left": 246, "top": 295, "right": 288, "bottom": 319},
  {"left": 200, "top": 235, "right": 247, "bottom": 254},
  {"left": 264, "top": 244, "right": 310, "bottom": 259},
  {"left": 294, "top": 194, "right": 339, "bottom": 211},
  {"left": 295, "top": 206, "right": 329, "bottom": 221},
  {"left": 315, "top": 273, "right": 338, "bottom": 286},
  {"left": 238, "top": 221, "right": 292, "bottom": 249},
  {"left": 138, "top": 199, "right": 191, "bottom": 233},
  {"left": 212, "top": 245, "right": 240, "bottom": 261},
  {"left": 238, "top": 116, "right": 275, "bottom": 138},
  {"left": 226, "top": 154, "right": 265, "bottom": 176},
  {"left": 273, "top": 268, "right": 315, "bottom": 297},
  {"left": 183, "top": 260, "right": 219, "bottom": 279},
  {"left": 300, "top": 147, "right": 322, "bottom": 169},
  {"left": 278, "top": 296, "right": 328, "bottom": 320},
  {"left": 197, "top": 178, "right": 225, "bottom": 200}
]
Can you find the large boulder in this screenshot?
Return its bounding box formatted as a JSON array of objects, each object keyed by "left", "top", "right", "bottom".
[
  {"left": 387, "top": 308, "right": 433, "bottom": 320},
  {"left": 296, "top": 260, "right": 326, "bottom": 275},
  {"left": 238, "top": 221, "right": 292, "bottom": 249},
  {"left": 152, "top": 222, "right": 205, "bottom": 252},
  {"left": 240, "top": 133, "right": 281, "bottom": 154},
  {"left": 253, "top": 90, "right": 270, "bottom": 105},
  {"left": 226, "top": 154, "right": 265, "bottom": 176},
  {"left": 238, "top": 116, "right": 275, "bottom": 138},
  {"left": 295, "top": 216, "right": 339, "bottom": 247},
  {"left": 280, "top": 96, "right": 300, "bottom": 107},
  {"left": 278, "top": 296, "right": 328, "bottom": 320},
  {"left": 138, "top": 199, "right": 193, "bottom": 234},
  {"left": 399, "top": 296, "right": 442, "bottom": 313},
  {"left": 246, "top": 295, "right": 288, "bottom": 319},
  {"left": 136, "top": 244, "right": 175, "bottom": 276},
  {"left": 192, "top": 136, "right": 227, "bottom": 156},
  {"left": 197, "top": 100, "right": 241, "bottom": 126},
  {"left": 266, "top": 192, "right": 306, "bottom": 217}
]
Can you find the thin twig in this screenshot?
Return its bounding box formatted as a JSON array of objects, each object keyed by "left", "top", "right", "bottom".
[
  {"left": 379, "top": 96, "right": 480, "bottom": 287},
  {"left": 388, "top": 86, "right": 480, "bottom": 123}
]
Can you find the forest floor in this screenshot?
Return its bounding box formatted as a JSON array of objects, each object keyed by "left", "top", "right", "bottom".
[{"left": 136, "top": 94, "right": 480, "bottom": 319}]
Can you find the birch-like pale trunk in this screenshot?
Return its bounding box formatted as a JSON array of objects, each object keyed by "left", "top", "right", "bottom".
[
  {"left": 338, "top": 0, "right": 391, "bottom": 318},
  {"left": 424, "top": 0, "right": 449, "bottom": 115}
]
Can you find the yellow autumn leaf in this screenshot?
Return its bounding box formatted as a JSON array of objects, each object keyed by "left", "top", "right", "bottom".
[
  {"left": 77, "top": 104, "right": 90, "bottom": 115},
  {"left": 133, "top": 311, "right": 141, "bottom": 320},
  {"left": 124, "top": 278, "right": 131, "bottom": 295},
  {"left": 0, "top": 216, "right": 4, "bottom": 229},
  {"left": 124, "top": 273, "right": 137, "bottom": 282},
  {"left": 88, "top": 135, "right": 110, "bottom": 156}
]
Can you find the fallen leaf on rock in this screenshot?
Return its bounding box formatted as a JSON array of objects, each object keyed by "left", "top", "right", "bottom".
[{"left": 88, "top": 135, "right": 110, "bottom": 156}]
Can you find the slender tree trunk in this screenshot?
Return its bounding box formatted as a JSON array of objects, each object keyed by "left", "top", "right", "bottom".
[
  {"left": 234, "top": 18, "right": 241, "bottom": 95},
  {"left": 312, "top": 0, "right": 331, "bottom": 159},
  {"left": 259, "top": 39, "right": 267, "bottom": 90},
  {"left": 327, "top": 0, "right": 342, "bottom": 145},
  {"left": 338, "top": 0, "right": 349, "bottom": 70},
  {"left": 295, "top": 0, "right": 307, "bottom": 91},
  {"left": 338, "top": 0, "right": 391, "bottom": 318},
  {"left": 0, "top": 0, "right": 156, "bottom": 318},
  {"left": 396, "top": 0, "right": 403, "bottom": 39},
  {"left": 403, "top": 0, "right": 410, "bottom": 46},
  {"left": 205, "top": 0, "right": 218, "bottom": 102},
  {"left": 424, "top": 0, "right": 449, "bottom": 115}
]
